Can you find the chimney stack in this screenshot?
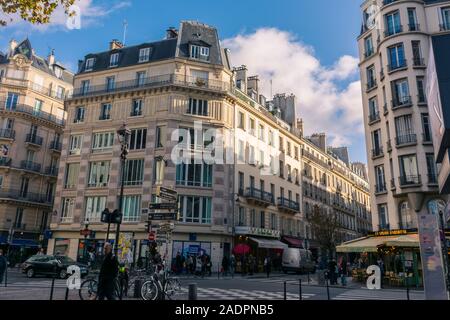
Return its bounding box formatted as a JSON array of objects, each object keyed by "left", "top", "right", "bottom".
[
  {"left": 166, "top": 27, "right": 178, "bottom": 39},
  {"left": 47, "top": 49, "right": 55, "bottom": 66},
  {"left": 109, "top": 39, "right": 124, "bottom": 50},
  {"left": 8, "top": 39, "right": 18, "bottom": 57}
]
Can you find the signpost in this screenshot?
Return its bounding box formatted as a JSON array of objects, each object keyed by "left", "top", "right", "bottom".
[
  {"left": 156, "top": 186, "right": 178, "bottom": 201},
  {"left": 148, "top": 212, "right": 177, "bottom": 221},
  {"left": 149, "top": 203, "right": 178, "bottom": 210}
]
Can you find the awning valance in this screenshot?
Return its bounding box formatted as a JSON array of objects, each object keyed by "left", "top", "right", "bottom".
[
  {"left": 336, "top": 234, "right": 419, "bottom": 253},
  {"left": 249, "top": 237, "right": 288, "bottom": 250},
  {"left": 281, "top": 236, "right": 303, "bottom": 248}
]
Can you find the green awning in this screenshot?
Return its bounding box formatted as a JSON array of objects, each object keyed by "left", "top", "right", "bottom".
[{"left": 336, "top": 236, "right": 385, "bottom": 253}]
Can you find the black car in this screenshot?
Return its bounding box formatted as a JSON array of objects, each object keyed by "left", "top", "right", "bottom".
[{"left": 21, "top": 255, "right": 89, "bottom": 279}]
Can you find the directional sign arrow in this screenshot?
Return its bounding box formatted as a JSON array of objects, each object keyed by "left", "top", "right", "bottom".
[{"left": 149, "top": 202, "right": 178, "bottom": 210}]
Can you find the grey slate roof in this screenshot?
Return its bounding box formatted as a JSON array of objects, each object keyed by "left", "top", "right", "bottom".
[
  {"left": 78, "top": 21, "right": 226, "bottom": 74},
  {"left": 0, "top": 39, "right": 74, "bottom": 85}
]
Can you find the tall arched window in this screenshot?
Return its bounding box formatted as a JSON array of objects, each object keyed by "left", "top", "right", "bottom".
[{"left": 399, "top": 201, "right": 417, "bottom": 229}]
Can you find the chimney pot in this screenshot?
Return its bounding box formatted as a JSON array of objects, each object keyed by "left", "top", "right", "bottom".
[{"left": 109, "top": 39, "right": 124, "bottom": 50}]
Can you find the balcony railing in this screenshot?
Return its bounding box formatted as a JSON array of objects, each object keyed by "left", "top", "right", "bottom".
[
  {"left": 428, "top": 173, "right": 438, "bottom": 185},
  {"left": 0, "top": 129, "right": 15, "bottom": 139},
  {"left": 277, "top": 197, "right": 300, "bottom": 212},
  {"left": 366, "top": 79, "right": 377, "bottom": 91},
  {"left": 49, "top": 140, "right": 62, "bottom": 151},
  {"left": 413, "top": 57, "right": 425, "bottom": 67},
  {"left": 25, "top": 134, "right": 43, "bottom": 146},
  {"left": 0, "top": 188, "right": 53, "bottom": 206},
  {"left": 422, "top": 133, "right": 432, "bottom": 143},
  {"left": 72, "top": 74, "right": 230, "bottom": 98},
  {"left": 440, "top": 23, "right": 450, "bottom": 31},
  {"left": 375, "top": 183, "right": 387, "bottom": 194},
  {"left": 378, "top": 223, "right": 390, "bottom": 231},
  {"left": 364, "top": 50, "right": 375, "bottom": 58},
  {"left": 384, "top": 25, "right": 403, "bottom": 37},
  {"left": 418, "top": 94, "right": 427, "bottom": 105},
  {"left": 244, "top": 187, "right": 274, "bottom": 205},
  {"left": 20, "top": 160, "right": 41, "bottom": 173},
  {"left": 0, "top": 157, "right": 11, "bottom": 166},
  {"left": 0, "top": 77, "right": 69, "bottom": 101},
  {"left": 396, "top": 133, "right": 417, "bottom": 146},
  {"left": 368, "top": 112, "right": 380, "bottom": 123},
  {"left": 388, "top": 60, "right": 407, "bottom": 72},
  {"left": 0, "top": 102, "right": 65, "bottom": 126},
  {"left": 408, "top": 23, "right": 420, "bottom": 32},
  {"left": 45, "top": 166, "right": 58, "bottom": 177},
  {"left": 392, "top": 96, "right": 412, "bottom": 109},
  {"left": 399, "top": 174, "right": 421, "bottom": 186},
  {"left": 372, "top": 147, "right": 384, "bottom": 158}
]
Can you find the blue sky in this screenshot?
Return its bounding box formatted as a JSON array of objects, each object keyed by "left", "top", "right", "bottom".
[{"left": 0, "top": 0, "right": 367, "bottom": 163}]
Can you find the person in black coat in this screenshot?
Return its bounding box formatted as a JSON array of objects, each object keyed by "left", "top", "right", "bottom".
[
  {"left": 0, "top": 249, "right": 7, "bottom": 284},
  {"left": 97, "top": 243, "right": 119, "bottom": 300}
]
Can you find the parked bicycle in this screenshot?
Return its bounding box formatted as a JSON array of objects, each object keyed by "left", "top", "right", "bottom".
[
  {"left": 79, "top": 273, "right": 122, "bottom": 300},
  {"left": 140, "top": 262, "right": 181, "bottom": 300}
]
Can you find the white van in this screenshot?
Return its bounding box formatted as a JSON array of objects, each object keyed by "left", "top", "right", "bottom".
[{"left": 282, "top": 248, "right": 316, "bottom": 274}]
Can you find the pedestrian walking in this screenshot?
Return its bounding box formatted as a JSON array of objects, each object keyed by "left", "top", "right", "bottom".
[
  {"left": 0, "top": 249, "right": 7, "bottom": 284},
  {"left": 222, "top": 255, "right": 229, "bottom": 276},
  {"left": 328, "top": 259, "right": 337, "bottom": 285},
  {"left": 230, "top": 254, "right": 236, "bottom": 277},
  {"left": 187, "top": 255, "right": 194, "bottom": 275},
  {"left": 248, "top": 254, "right": 255, "bottom": 276},
  {"left": 97, "top": 243, "right": 119, "bottom": 300},
  {"left": 175, "top": 251, "right": 183, "bottom": 275},
  {"left": 340, "top": 257, "right": 347, "bottom": 286},
  {"left": 264, "top": 255, "right": 271, "bottom": 278}
]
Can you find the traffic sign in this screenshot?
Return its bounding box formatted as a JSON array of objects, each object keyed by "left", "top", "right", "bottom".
[
  {"left": 148, "top": 232, "right": 156, "bottom": 241},
  {"left": 148, "top": 212, "right": 177, "bottom": 221},
  {"left": 156, "top": 186, "right": 178, "bottom": 201},
  {"left": 149, "top": 202, "right": 178, "bottom": 210}
]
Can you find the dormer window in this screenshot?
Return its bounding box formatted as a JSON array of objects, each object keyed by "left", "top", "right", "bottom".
[
  {"left": 54, "top": 66, "right": 63, "bottom": 79},
  {"left": 190, "top": 45, "right": 210, "bottom": 61},
  {"left": 85, "top": 58, "right": 94, "bottom": 71},
  {"left": 139, "top": 48, "right": 151, "bottom": 63},
  {"left": 110, "top": 53, "right": 119, "bottom": 67}
]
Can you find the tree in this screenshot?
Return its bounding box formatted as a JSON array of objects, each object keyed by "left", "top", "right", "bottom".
[
  {"left": 306, "top": 204, "right": 342, "bottom": 260},
  {"left": 0, "top": 0, "right": 75, "bottom": 26}
]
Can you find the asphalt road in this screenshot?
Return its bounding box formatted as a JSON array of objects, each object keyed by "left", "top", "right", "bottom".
[{"left": 0, "top": 268, "right": 425, "bottom": 301}]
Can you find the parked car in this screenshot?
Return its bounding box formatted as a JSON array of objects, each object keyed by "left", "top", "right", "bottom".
[
  {"left": 21, "top": 255, "right": 89, "bottom": 279},
  {"left": 282, "top": 248, "right": 316, "bottom": 274}
]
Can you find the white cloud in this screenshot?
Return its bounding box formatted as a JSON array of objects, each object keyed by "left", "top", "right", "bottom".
[
  {"left": 222, "top": 28, "right": 363, "bottom": 148},
  {"left": 0, "top": 0, "right": 131, "bottom": 32}
]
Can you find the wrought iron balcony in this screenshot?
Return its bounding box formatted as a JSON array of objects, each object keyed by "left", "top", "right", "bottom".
[
  {"left": 413, "top": 57, "right": 425, "bottom": 67},
  {"left": 0, "top": 129, "right": 15, "bottom": 139},
  {"left": 408, "top": 23, "right": 420, "bottom": 32},
  {"left": 277, "top": 197, "right": 300, "bottom": 213},
  {"left": 45, "top": 166, "right": 59, "bottom": 177},
  {"left": 392, "top": 96, "right": 412, "bottom": 109},
  {"left": 371, "top": 147, "right": 384, "bottom": 158},
  {"left": 388, "top": 59, "right": 407, "bottom": 72},
  {"left": 368, "top": 112, "right": 380, "bottom": 123},
  {"left": 20, "top": 160, "right": 41, "bottom": 173},
  {"left": 25, "top": 134, "right": 43, "bottom": 146},
  {"left": 440, "top": 23, "right": 450, "bottom": 31},
  {"left": 428, "top": 173, "right": 438, "bottom": 185},
  {"left": 0, "top": 188, "right": 52, "bottom": 206},
  {"left": 366, "top": 79, "right": 377, "bottom": 91},
  {"left": 399, "top": 174, "right": 421, "bottom": 187},
  {"left": 384, "top": 25, "right": 403, "bottom": 37},
  {"left": 0, "top": 101, "right": 65, "bottom": 126},
  {"left": 0, "top": 157, "right": 12, "bottom": 167},
  {"left": 49, "top": 140, "right": 62, "bottom": 152},
  {"left": 396, "top": 133, "right": 417, "bottom": 146},
  {"left": 244, "top": 187, "right": 274, "bottom": 206},
  {"left": 375, "top": 183, "right": 387, "bottom": 194}
]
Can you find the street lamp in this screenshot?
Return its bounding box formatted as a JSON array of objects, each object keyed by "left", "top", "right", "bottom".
[{"left": 114, "top": 123, "right": 131, "bottom": 256}]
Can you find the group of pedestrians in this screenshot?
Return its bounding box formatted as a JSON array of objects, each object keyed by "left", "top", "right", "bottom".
[
  {"left": 327, "top": 257, "right": 349, "bottom": 286},
  {"left": 174, "top": 251, "right": 212, "bottom": 277},
  {"left": 220, "top": 254, "right": 236, "bottom": 276}
]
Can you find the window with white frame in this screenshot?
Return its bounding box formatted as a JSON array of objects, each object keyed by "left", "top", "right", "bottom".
[
  {"left": 122, "top": 195, "right": 141, "bottom": 222},
  {"left": 249, "top": 145, "right": 256, "bottom": 165},
  {"left": 179, "top": 195, "right": 212, "bottom": 223},
  {"left": 190, "top": 45, "right": 210, "bottom": 61},
  {"left": 61, "top": 198, "right": 75, "bottom": 222},
  {"left": 259, "top": 124, "right": 265, "bottom": 141},
  {"left": 238, "top": 207, "right": 246, "bottom": 226},
  {"left": 92, "top": 131, "right": 114, "bottom": 152},
  {"left": 187, "top": 98, "right": 208, "bottom": 116},
  {"left": 85, "top": 196, "right": 107, "bottom": 222},
  {"left": 110, "top": 53, "right": 119, "bottom": 67},
  {"left": 131, "top": 99, "right": 143, "bottom": 116},
  {"left": 238, "top": 111, "right": 245, "bottom": 130},
  {"left": 176, "top": 161, "right": 213, "bottom": 187},
  {"left": 85, "top": 58, "right": 94, "bottom": 71},
  {"left": 129, "top": 128, "right": 147, "bottom": 150},
  {"left": 87, "top": 161, "right": 110, "bottom": 187},
  {"left": 238, "top": 140, "right": 245, "bottom": 162},
  {"left": 69, "top": 134, "right": 83, "bottom": 155},
  {"left": 99, "top": 103, "right": 112, "bottom": 120},
  {"left": 138, "top": 48, "right": 151, "bottom": 63},
  {"left": 74, "top": 106, "right": 85, "bottom": 123},
  {"left": 123, "top": 159, "right": 144, "bottom": 186}
]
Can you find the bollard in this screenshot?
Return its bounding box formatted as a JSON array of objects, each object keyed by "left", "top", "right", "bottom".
[
  {"left": 406, "top": 278, "right": 410, "bottom": 300},
  {"left": 325, "top": 273, "right": 330, "bottom": 300},
  {"left": 65, "top": 287, "right": 69, "bottom": 300},
  {"left": 283, "top": 281, "right": 287, "bottom": 300},
  {"left": 188, "top": 283, "right": 198, "bottom": 300},
  {"left": 49, "top": 264, "right": 57, "bottom": 300},
  {"left": 299, "top": 279, "right": 302, "bottom": 301},
  {"left": 4, "top": 266, "right": 7, "bottom": 287},
  {"left": 133, "top": 279, "right": 142, "bottom": 298},
  {"left": 218, "top": 264, "right": 220, "bottom": 279}
]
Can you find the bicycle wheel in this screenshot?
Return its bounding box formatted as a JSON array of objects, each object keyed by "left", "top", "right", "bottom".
[
  {"left": 79, "top": 279, "right": 98, "bottom": 300},
  {"left": 140, "top": 280, "right": 159, "bottom": 300},
  {"left": 165, "top": 278, "right": 181, "bottom": 299}
]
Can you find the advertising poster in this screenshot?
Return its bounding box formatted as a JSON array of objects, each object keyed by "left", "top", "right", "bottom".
[{"left": 117, "top": 232, "right": 134, "bottom": 264}]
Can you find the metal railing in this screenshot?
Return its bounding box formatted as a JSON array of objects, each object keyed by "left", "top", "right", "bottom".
[
  {"left": 388, "top": 59, "right": 407, "bottom": 72},
  {"left": 428, "top": 173, "right": 438, "bottom": 184},
  {"left": 0, "top": 77, "right": 69, "bottom": 101},
  {"left": 408, "top": 24, "right": 420, "bottom": 32},
  {"left": 392, "top": 96, "right": 412, "bottom": 109},
  {"left": 72, "top": 74, "right": 230, "bottom": 98},
  {"left": 0, "top": 129, "right": 15, "bottom": 139},
  {"left": 372, "top": 147, "right": 384, "bottom": 158},
  {"left": 399, "top": 175, "right": 421, "bottom": 186},
  {"left": 366, "top": 79, "right": 377, "bottom": 91},
  {"left": 375, "top": 183, "right": 387, "bottom": 194},
  {"left": 0, "top": 188, "right": 53, "bottom": 205},
  {"left": 277, "top": 197, "right": 300, "bottom": 212},
  {"left": 25, "top": 134, "right": 43, "bottom": 146},
  {"left": 413, "top": 57, "right": 425, "bottom": 67},
  {"left": 396, "top": 133, "right": 417, "bottom": 146},
  {"left": 49, "top": 140, "right": 62, "bottom": 151},
  {"left": 384, "top": 25, "right": 403, "bottom": 37},
  {"left": 0, "top": 102, "right": 65, "bottom": 126},
  {"left": 244, "top": 187, "right": 274, "bottom": 204},
  {"left": 368, "top": 112, "right": 380, "bottom": 123},
  {"left": 20, "top": 160, "right": 42, "bottom": 173},
  {"left": 45, "top": 166, "right": 59, "bottom": 176},
  {"left": 0, "top": 157, "right": 11, "bottom": 166}
]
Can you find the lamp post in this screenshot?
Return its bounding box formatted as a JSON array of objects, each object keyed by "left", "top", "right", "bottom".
[{"left": 114, "top": 123, "right": 130, "bottom": 256}]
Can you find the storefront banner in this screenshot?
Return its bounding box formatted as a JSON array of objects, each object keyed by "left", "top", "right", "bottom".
[
  {"left": 417, "top": 200, "right": 448, "bottom": 300},
  {"left": 117, "top": 232, "right": 134, "bottom": 264}
]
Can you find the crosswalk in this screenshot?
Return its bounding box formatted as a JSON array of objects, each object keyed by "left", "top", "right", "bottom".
[
  {"left": 332, "top": 288, "right": 425, "bottom": 300},
  {"left": 178, "top": 287, "right": 315, "bottom": 300},
  {"left": 4, "top": 280, "right": 68, "bottom": 288},
  {"left": 228, "top": 276, "right": 317, "bottom": 286}
]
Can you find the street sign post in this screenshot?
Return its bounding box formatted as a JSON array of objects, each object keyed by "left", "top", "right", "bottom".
[
  {"left": 149, "top": 202, "right": 178, "bottom": 210},
  {"left": 148, "top": 212, "right": 177, "bottom": 221},
  {"left": 156, "top": 186, "right": 178, "bottom": 201}
]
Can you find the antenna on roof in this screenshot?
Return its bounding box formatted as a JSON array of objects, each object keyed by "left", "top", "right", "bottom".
[
  {"left": 122, "top": 19, "right": 128, "bottom": 46},
  {"left": 270, "top": 79, "right": 273, "bottom": 98}
]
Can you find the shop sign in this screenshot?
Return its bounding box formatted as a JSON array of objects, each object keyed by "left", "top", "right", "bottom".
[
  {"left": 234, "top": 226, "right": 280, "bottom": 238},
  {"left": 371, "top": 229, "right": 408, "bottom": 237}
]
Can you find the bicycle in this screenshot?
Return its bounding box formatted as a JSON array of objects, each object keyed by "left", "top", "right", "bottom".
[
  {"left": 79, "top": 276, "right": 122, "bottom": 300},
  {"left": 140, "top": 263, "right": 181, "bottom": 300}
]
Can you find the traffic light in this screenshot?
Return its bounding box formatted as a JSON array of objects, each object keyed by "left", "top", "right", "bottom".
[
  {"left": 111, "top": 209, "right": 122, "bottom": 224},
  {"left": 101, "top": 208, "right": 111, "bottom": 223}
]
